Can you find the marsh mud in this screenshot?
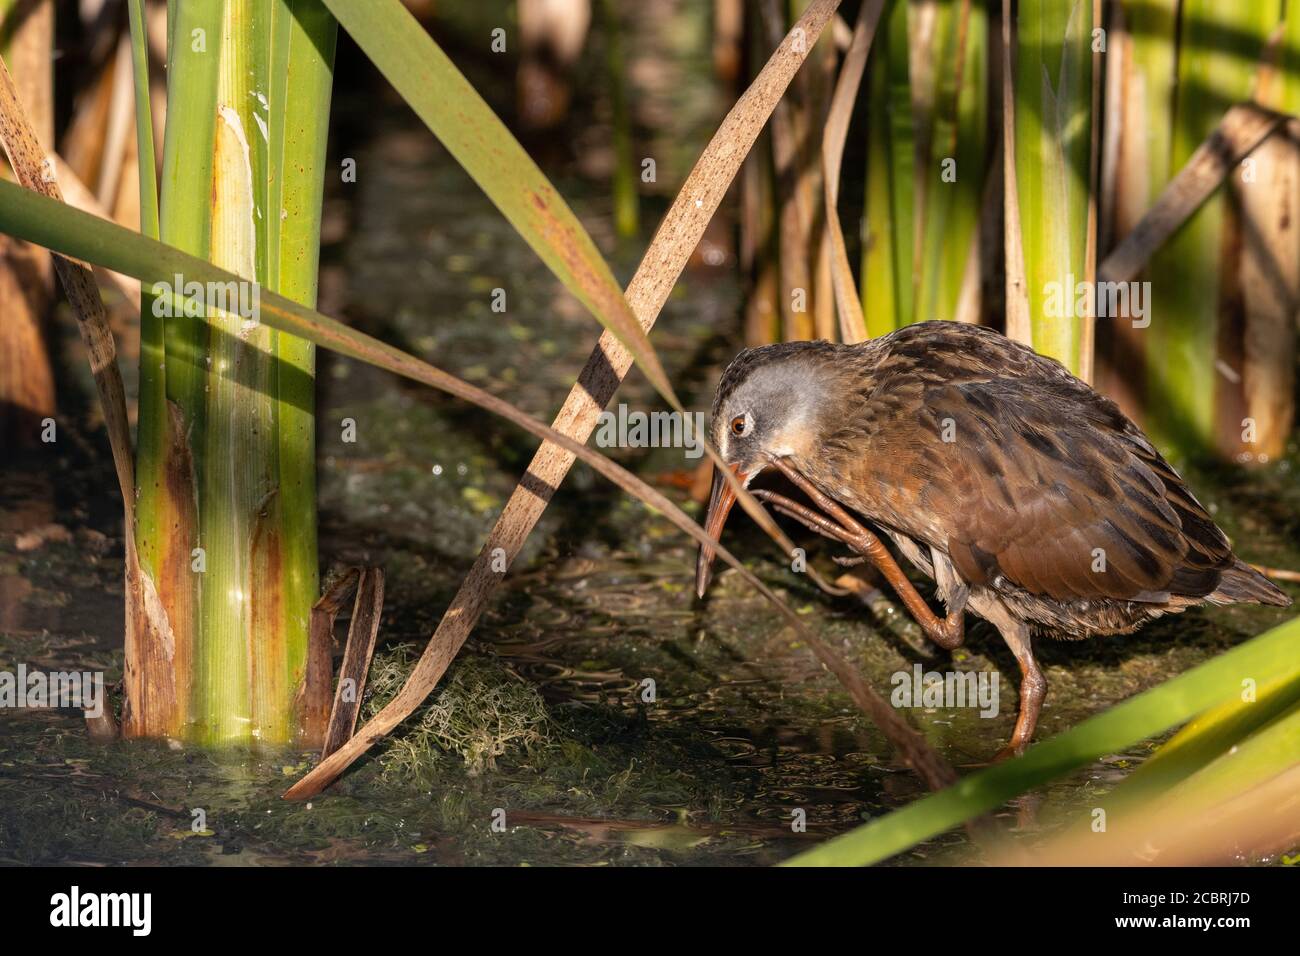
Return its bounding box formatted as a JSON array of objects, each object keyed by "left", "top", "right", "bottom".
[{"left": 2, "top": 3, "right": 1297, "bottom": 866}]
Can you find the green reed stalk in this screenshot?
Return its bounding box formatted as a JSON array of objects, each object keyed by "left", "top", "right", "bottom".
[
  {"left": 885, "top": 0, "right": 915, "bottom": 325},
  {"left": 1122, "top": 0, "right": 1176, "bottom": 207},
  {"left": 914, "top": 0, "right": 987, "bottom": 324},
  {"left": 784, "top": 613, "right": 1300, "bottom": 866},
  {"left": 1012, "top": 0, "right": 1093, "bottom": 374},
  {"left": 270, "top": 0, "right": 335, "bottom": 747},
  {"left": 132, "top": 0, "right": 336, "bottom": 746},
  {"left": 860, "top": 0, "right": 908, "bottom": 335},
  {"left": 863, "top": 0, "right": 985, "bottom": 333},
  {"left": 125, "top": 0, "right": 225, "bottom": 739},
  {"left": 600, "top": 0, "right": 638, "bottom": 239},
  {"left": 125, "top": 0, "right": 160, "bottom": 461},
  {"left": 124, "top": 0, "right": 181, "bottom": 739}
]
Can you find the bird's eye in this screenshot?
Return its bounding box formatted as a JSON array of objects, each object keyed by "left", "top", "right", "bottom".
[{"left": 730, "top": 415, "right": 749, "bottom": 437}]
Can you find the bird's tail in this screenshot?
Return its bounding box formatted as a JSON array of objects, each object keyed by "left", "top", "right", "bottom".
[{"left": 1207, "top": 560, "right": 1292, "bottom": 607}]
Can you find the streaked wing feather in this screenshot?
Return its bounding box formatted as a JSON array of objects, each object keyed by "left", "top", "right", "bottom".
[{"left": 828, "top": 323, "right": 1234, "bottom": 604}]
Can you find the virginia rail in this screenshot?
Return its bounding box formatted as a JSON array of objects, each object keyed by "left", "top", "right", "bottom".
[{"left": 695, "top": 321, "right": 1292, "bottom": 758}]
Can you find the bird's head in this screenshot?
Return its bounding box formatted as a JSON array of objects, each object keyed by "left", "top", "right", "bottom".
[{"left": 696, "top": 341, "right": 838, "bottom": 598}]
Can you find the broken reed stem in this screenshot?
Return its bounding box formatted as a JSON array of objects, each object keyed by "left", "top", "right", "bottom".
[
  {"left": 301, "top": 568, "right": 361, "bottom": 750},
  {"left": 1099, "top": 104, "right": 1294, "bottom": 286},
  {"left": 323, "top": 569, "right": 384, "bottom": 758}
]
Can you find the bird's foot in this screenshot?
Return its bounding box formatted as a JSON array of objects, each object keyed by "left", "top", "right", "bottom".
[
  {"left": 920, "top": 609, "right": 965, "bottom": 650},
  {"left": 750, "top": 488, "right": 855, "bottom": 545},
  {"left": 956, "top": 742, "right": 1025, "bottom": 769},
  {"left": 990, "top": 742, "right": 1028, "bottom": 764}
]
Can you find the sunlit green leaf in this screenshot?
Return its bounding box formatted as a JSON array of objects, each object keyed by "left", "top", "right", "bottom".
[{"left": 783, "top": 613, "right": 1300, "bottom": 866}]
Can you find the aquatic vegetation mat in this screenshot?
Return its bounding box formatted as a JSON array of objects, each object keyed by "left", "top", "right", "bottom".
[{"left": 364, "top": 647, "right": 553, "bottom": 779}]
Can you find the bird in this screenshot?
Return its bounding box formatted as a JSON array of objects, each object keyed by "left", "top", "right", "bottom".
[{"left": 694, "top": 321, "right": 1292, "bottom": 759}]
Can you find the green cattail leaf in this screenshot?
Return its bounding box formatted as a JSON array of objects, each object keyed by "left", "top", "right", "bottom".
[{"left": 319, "top": 0, "right": 677, "bottom": 407}]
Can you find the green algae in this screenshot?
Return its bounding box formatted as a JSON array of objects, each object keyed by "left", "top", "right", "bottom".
[{"left": 364, "top": 647, "right": 553, "bottom": 779}]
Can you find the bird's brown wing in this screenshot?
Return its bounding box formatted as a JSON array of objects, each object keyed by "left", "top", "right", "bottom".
[{"left": 828, "top": 339, "right": 1233, "bottom": 604}]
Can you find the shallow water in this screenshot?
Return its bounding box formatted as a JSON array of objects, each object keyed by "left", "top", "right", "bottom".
[{"left": 2, "top": 3, "right": 1298, "bottom": 866}]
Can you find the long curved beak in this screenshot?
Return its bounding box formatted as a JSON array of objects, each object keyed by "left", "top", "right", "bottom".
[{"left": 695, "top": 463, "right": 747, "bottom": 599}]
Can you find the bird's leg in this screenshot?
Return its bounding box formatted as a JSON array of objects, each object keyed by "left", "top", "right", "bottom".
[
  {"left": 991, "top": 617, "right": 1047, "bottom": 761},
  {"left": 741, "top": 490, "right": 851, "bottom": 598},
  {"left": 767, "top": 459, "right": 965, "bottom": 650},
  {"left": 750, "top": 489, "right": 853, "bottom": 543}
]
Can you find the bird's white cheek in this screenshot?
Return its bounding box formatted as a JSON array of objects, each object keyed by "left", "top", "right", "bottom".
[{"left": 766, "top": 425, "right": 818, "bottom": 461}]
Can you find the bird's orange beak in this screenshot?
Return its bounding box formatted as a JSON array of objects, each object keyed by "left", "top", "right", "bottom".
[{"left": 696, "top": 463, "right": 746, "bottom": 599}]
